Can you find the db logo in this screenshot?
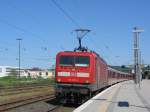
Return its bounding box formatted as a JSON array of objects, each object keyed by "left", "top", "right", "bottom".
[{"left": 70, "top": 72, "right": 76, "bottom": 76}]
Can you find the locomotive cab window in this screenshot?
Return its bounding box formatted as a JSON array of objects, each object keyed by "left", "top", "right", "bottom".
[
  {"left": 59, "top": 56, "right": 74, "bottom": 66},
  {"left": 59, "top": 56, "right": 90, "bottom": 67},
  {"left": 75, "top": 56, "right": 90, "bottom": 67}
]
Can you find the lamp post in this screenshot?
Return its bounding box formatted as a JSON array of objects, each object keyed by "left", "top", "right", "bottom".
[
  {"left": 16, "top": 38, "right": 22, "bottom": 78},
  {"left": 133, "top": 27, "right": 143, "bottom": 88}
]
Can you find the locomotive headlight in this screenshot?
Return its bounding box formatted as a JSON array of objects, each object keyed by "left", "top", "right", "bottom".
[
  {"left": 85, "top": 80, "right": 89, "bottom": 83},
  {"left": 57, "top": 78, "right": 61, "bottom": 82}
]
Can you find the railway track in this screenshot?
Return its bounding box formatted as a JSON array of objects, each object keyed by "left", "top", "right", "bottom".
[
  {"left": 0, "top": 84, "right": 54, "bottom": 91},
  {"left": 0, "top": 84, "right": 54, "bottom": 96},
  {"left": 47, "top": 82, "right": 124, "bottom": 112},
  {"left": 46, "top": 98, "right": 78, "bottom": 112},
  {"left": 46, "top": 104, "right": 76, "bottom": 112},
  {"left": 48, "top": 106, "right": 76, "bottom": 112},
  {"left": 0, "top": 94, "right": 55, "bottom": 112}
]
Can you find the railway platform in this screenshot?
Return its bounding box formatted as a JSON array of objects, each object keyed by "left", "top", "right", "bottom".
[{"left": 74, "top": 80, "right": 150, "bottom": 112}]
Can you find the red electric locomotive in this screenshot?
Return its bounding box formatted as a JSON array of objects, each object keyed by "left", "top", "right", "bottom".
[
  {"left": 55, "top": 51, "right": 130, "bottom": 103},
  {"left": 55, "top": 51, "right": 108, "bottom": 102},
  {"left": 55, "top": 29, "right": 131, "bottom": 103}
]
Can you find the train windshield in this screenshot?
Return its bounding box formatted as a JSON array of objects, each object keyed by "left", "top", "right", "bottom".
[
  {"left": 59, "top": 56, "right": 74, "bottom": 66},
  {"left": 75, "top": 56, "right": 89, "bottom": 67},
  {"left": 59, "top": 56, "right": 90, "bottom": 67}
]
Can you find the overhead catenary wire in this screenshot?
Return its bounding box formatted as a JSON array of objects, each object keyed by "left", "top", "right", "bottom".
[
  {"left": 0, "top": 2, "right": 56, "bottom": 68},
  {"left": 0, "top": 2, "right": 61, "bottom": 61},
  {"left": 50, "top": 0, "right": 118, "bottom": 65},
  {"left": 1, "top": 1, "right": 51, "bottom": 51},
  {"left": 0, "top": 55, "right": 53, "bottom": 61},
  {"left": 7, "top": 1, "right": 41, "bottom": 25},
  {"left": 7, "top": 1, "right": 71, "bottom": 53},
  {"left": 49, "top": 0, "right": 121, "bottom": 65},
  {"left": 0, "top": 18, "right": 51, "bottom": 60},
  {"left": 50, "top": 0, "right": 81, "bottom": 28},
  {"left": 87, "top": 33, "right": 120, "bottom": 65},
  {"left": 88, "top": 38, "right": 113, "bottom": 64},
  {"left": 0, "top": 19, "right": 50, "bottom": 67},
  {"left": 0, "top": 1, "right": 123, "bottom": 67},
  {"left": 0, "top": 18, "right": 48, "bottom": 48}
]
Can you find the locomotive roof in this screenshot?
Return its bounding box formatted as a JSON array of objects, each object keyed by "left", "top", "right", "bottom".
[
  {"left": 108, "top": 67, "right": 129, "bottom": 75},
  {"left": 57, "top": 51, "right": 130, "bottom": 75},
  {"left": 91, "top": 51, "right": 107, "bottom": 64},
  {"left": 59, "top": 50, "right": 107, "bottom": 64}
]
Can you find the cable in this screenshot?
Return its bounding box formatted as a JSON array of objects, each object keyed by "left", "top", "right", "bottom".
[
  {"left": 0, "top": 18, "right": 50, "bottom": 57},
  {"left": 87, "top": 34, "right": 118, "bottom": 65},
  {"left": 0, "top": 18, "right": 47, "bottom": 46},
  {"left": 7, "top": 1, "right": 41, "bottom": 25},
  {"left": 0, "top": 14, "right": 50, "bottom": 67},
  {"left": 50, "top": 0, "right": 80, "bottom": 28},
  {"left": 5, "top": 1, "right": 50, "bottom": 50},
  {"left": 86, "top": 35, "right": 109, "bottom": 60},
  {"left": 50, "top": 0, "right": 113, "bottom": 62},
  {"left": 49, "top": 0, "right": 125, "bottom": 66}
]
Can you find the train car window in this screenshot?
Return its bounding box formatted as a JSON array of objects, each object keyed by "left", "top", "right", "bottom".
[
  {"left": 75, "top": 56, "right": 90, "bottom": 67},
  {"left": 59, "top": 56, "right": 74, "bottom": 66}
]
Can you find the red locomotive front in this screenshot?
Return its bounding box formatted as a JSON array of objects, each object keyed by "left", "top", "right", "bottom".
[
  {"left": 56, "top": 51, "right": 95, "bottom": 84},
  {"left": 55, "top": 51, "right": 109, "bottom": 103},
  {"left": 55, "top": 51, "right": 98, "bottom": 103}
]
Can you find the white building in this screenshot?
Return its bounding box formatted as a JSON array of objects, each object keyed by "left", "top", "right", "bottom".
[
  {"left": 26, "top": 69, "right": 54, "bottom": 79},
  {"left": 0, "top": 66, "right": 55, "bottom": 79},
  {"left": 0, "top": 66, "right": 27, "bottom": 77}
]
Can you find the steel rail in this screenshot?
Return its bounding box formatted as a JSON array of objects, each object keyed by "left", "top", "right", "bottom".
[{"left": 0, "top": 94, "right": 55, "bottom": 111}]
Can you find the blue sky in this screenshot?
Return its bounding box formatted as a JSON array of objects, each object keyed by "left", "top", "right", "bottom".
[{"left": 0, "top": 0, "right": 149, "bottom": 68}]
